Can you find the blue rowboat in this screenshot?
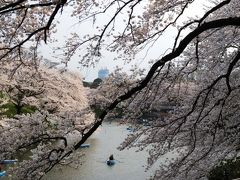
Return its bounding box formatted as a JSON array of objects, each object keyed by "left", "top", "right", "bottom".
[
  {"left": 79, "top": 144, "right": 90, "bottom": 148},
  {"left": 126, "top": 127, "right": 134, "bottom": 132},
  {"left": 106, "top": 160, "right": 115, "bottom": 166},
  {"left": 0, "top": 171, "right": 6, "bottom": 177},
  {"left": 0, "top": 160, "right": 17, "bottom": 164}
]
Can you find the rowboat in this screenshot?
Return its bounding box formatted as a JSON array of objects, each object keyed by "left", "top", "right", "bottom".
[
  {"left": 106, "top": 160, "right": 115, "bottom": 166},
  {"left": 0, "top": 171, "right": 6, "bottom": 177},
  {"left": 79, "top": 144, "right": 90, "bottom": 148},
  {"left": 0, "top": 159, "right": 17, "bottom": 164}
]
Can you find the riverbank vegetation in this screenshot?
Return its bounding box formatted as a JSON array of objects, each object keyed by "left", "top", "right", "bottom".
[
  {"left": 0, "top": 64, "right": 94, "bottom": 179},
  {"left": 1, "top": 0, "right": 240, "bottom": 179}
]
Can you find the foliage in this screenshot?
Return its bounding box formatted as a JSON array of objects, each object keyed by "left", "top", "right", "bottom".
[
  {"left": 0, "top": 102, "right": 18, "bottom": 117},
  {"left": 0, "top": 102, "right": 37, "bottom": 117},
  {"left": 82, "top": 81, "right": 92, "bottom": 88},
  {"left": 0, "top": 91, "right": 4, "bottom": 98},
  {"left": 0, "top": 90, "right": 37, "bottom": 117},
  {"left": 20, "top": 104, "right": 38, "bottom": 114},
  {"left": 91, "top": 106, "right": 104, "bottom": 118},
  {"left": 91, "top": 78, "right": 103, "bottom": 89},
  {"left": 209, "top": 158, "right": 240, "bottom": 180}
]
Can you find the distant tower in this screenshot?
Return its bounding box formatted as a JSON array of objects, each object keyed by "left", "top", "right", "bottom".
[{"left": 98, "top": 68, "right": 109, "bottom": 79}]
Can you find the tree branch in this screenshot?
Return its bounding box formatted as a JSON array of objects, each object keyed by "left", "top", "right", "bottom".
[{"left": 73, "top": 16, "right": 240, "bottom": 149}]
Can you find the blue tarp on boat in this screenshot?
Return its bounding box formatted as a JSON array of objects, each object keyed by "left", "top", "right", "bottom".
[
  {"left": 0, "top": 171, "right": 6, "bottom": 177},
  {"left": 79, "top": 144, "right": 90, "bottom": 148},
  {"left": 0, "top": 160, "right": 17, "bottom": 164}
]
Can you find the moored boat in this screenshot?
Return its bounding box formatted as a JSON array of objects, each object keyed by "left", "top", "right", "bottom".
[
  {"left": 0, "top": 171, "right": 6, "bottom": 177},
  {"left": 79, "top": 144, "right": 90, "bottom": 148},
  {"left": 0, "top": 159, "right": 18, "bottom": 164}
]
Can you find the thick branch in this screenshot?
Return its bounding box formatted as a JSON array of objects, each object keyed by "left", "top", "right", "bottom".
[
  {"left": 73, "top": 16, "right": 240, "bottom": 149},
  {"left": 0, "top": 0, "right": 26, "bottom": 11},
  {"left": 0, "top": 3, "right": 65, "bottom": 60},
  {"left": 44, "top": 4, "right": 62, "bottom": 43},
  {"left": 199, "top": 0, "right": 231, "bottom": 24},
  {"left": 0, "top": 2, "right": 54, "bottom": 14}
]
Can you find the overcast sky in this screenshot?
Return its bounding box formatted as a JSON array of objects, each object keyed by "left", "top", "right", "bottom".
[{"left": 40, "top": 0, "right": 210, "bottom": 81}]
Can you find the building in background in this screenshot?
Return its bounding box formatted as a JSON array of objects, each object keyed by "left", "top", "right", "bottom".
[{"left": 98, "top": 68, "right": 109, "bottom": 79}]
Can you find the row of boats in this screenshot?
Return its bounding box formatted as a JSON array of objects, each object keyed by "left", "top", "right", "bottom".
[{"left": 0, "top": 144, "right": 116, "bottom": 177}]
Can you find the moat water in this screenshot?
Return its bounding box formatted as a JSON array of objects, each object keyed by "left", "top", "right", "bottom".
[{"left": 44, "top": 122, "right": 154, "bottom": 180}]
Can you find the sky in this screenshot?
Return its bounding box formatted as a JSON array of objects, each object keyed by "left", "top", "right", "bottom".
[{"left": 40, "top": 0, "right": 210, "bottom": 82}]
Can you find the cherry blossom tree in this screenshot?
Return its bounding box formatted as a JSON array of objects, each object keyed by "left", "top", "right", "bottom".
[
  {"left": 76, "top": 1, "right": 240, "bottom": 179},
  {"left": 0, "top": 64, "right": 44, "bottom": 115},
  {"left": 0, "top": 64, "right": 94, "bottom": 179},
  {"left": 1, "top": 0, "right": 240, "bottom": 179}
]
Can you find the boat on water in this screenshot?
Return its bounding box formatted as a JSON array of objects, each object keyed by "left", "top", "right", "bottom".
[
  {"left": 0, "top": 159, "right": 17, "bottom": 177},
  {"left": 0, "top": 171, "right": 6, "bottom": 177},
  {"left": 79, "top": 144, "right": 90, "bottom": 148},
  {"left": 126, "top": 127, "right": 134, "bottom": 132},
  {"left": 0, "top": 159, "right": 18, "bottom": 164},
  {"left": 106, "top": 154, "right": 115, "bottom": 166},
  {"left": 106, "top": 160, "right": 115, "bottom": 166}
]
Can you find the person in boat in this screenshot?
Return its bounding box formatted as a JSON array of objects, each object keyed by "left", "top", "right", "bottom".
[
  {"left": 109, "top": 154, "right": 114, "bottom": 161},
  {"left": 107, "top": 154, "right": 115, "bottom": 166}
]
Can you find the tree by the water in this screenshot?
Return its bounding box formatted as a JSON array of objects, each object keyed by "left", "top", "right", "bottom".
[
  {"left": 0, "top": 64, "right": 94, "bottom": 179},
  {"left": 1, "top": 0, "right": 240, "bottom": 179}
]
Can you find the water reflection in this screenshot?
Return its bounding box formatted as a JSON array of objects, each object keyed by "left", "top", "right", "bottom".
[{"left": 45, "top": 122, "right": 153, "bottom": 180}]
